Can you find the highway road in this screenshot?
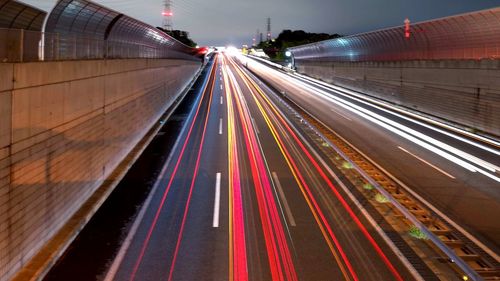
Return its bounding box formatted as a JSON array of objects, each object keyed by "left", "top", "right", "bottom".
[
  {"left": 243, "top": 56, "right": 500, "bottom": 260},
  {"left": 103, "top": 54, "right": 419, "bottom": 281}
]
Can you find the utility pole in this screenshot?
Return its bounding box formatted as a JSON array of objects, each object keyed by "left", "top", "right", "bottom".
[
  {"left": 266, "top": 17, "right": 271, "bottom": 41},
  {"left": 162, "top": 0, "right": 173, "bottom": 31}
]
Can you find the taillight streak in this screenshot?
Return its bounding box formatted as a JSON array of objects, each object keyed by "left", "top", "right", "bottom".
[{"left": 232, "top": 57, "right": 404, "bottom": 281}]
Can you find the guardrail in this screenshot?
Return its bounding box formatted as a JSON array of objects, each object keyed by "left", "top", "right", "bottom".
[{"left": 0, "top": 28, "right": 197, "bottom": 62}]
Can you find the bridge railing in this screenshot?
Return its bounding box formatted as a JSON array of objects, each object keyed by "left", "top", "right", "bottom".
[
  {"left": 288, "top": 7, "right": 500, "bottom": 62},
  {"left": 0, "top": 28, "right": 197, "bottom": 62}
]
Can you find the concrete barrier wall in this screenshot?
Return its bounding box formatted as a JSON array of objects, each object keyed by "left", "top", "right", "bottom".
[
  {"left": 295, "top": 59, "right": 500, "bottom": 137},
  {"left": 0, "top": 59, "right": 200, "bottom": 281}
]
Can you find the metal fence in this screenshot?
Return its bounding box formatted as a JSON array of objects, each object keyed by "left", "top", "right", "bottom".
[
  {"left": 43, "top": 0, "right": 198, "bottom": 61},
  {"left": 0, "top": 28, "right": 198, "bottom": 62},
  {"left": 0, "top": 0, "right": 46, "bottom": 31},
  {"left": 289, "top": 7, "right": 500, "bottom": 62}
]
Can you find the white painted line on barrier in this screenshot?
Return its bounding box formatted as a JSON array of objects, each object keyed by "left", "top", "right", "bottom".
[
  {"left": 398, "top": 146, "right": 455, "bottom": 179},
  {"left": 213, "top": 173, "right": 221, "bottom": 227},
  {"left": 251, "top": 118, "right": 260, "bottom": 134}
]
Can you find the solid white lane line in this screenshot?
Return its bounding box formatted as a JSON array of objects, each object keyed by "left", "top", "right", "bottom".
[
  {"left": 219, "top": 118, "right": 223, "bottom": 135},
  {"left": 251, "top": 60, "right": 499, "bottom": 176},
  {"left": 295, "top": 76, "right": 499, "bottom": 173},
  {"left": 339, "top": 127, "right": 500, "bottom": 262},
  {"left": 398, "top": 146, "right": 455, "bottom": 179},
  {"left": 330, "top": 107, "right": 352, "bottom": 121},
  {"left": 294, "top": 79, "right": 500, "bottom": 180},
  {"left": 295, "top": 72, "right": 500, "bottom": 152},
  {"left": 220, "top": 96, "right": 223, "bottom": 105},
  {"left": 300, "top": 136, "right": 425, "bottom": 281},
  {"left": 213, "top": 173, "right": 221, "bottom": 227},
  {"left": 249, "top": 57, "right": 499, "bottom": 262},
  {"left": 272, "top": 172, "right": 296, "bottom": 226},
  {"left": 251, "top": 118, "right": 260, "bottom": 134}
]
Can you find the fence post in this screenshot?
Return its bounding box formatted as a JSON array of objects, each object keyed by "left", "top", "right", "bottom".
[
  {"left": 19, "top": 29, "right": 24, "bottom": 62},
  {"left": 55, "top": 33, "right": 60, "bottom": 61},
  {"left": 74, "top": 35, "right": 77, "bottom": 60}
]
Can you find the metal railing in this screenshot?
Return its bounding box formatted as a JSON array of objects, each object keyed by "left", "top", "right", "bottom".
[{"left": 0, "top": 28, "right": 197, "bottom": 62}]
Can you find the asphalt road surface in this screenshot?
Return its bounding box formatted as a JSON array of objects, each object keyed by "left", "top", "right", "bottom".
[
  {"left": 104, "top": 53, "right": 418, "bottom": 281},
  {"left": 244, "top": 56, "right": 500, "bottom": 259}
]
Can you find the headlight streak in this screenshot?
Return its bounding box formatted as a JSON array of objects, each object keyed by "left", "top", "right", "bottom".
[
  {"left": 128, "top": 57, "right": 218, "bottom": 281},
  {"left": 293, "top": 81, "right": 500, "bottom": 183},
  {"left": 246, "top": 59, "right": 500, "bottom": 183},
  {"left": 224, "top": 57, "right": 298, "bottom": 281},
  {"left": 231, "top": 56, "right": 406, "bottom": 281},
  {"left": 294, "top": 72, "right": 500, "bottom": 153},
  {"left": 248, "top": 54, "right": 500, "bottom": 152}
]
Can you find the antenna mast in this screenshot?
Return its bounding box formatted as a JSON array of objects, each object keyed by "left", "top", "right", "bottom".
[
  {"left": 266, "top": 17, "right": 271, "bottom": 41},
  {"left": 162, "top": 0, "right": 173, "bottom": 31}
]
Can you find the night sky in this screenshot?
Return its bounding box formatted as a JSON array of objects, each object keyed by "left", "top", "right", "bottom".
[{"left": 23, "top": 0, "right": 500, "bottom": 46}]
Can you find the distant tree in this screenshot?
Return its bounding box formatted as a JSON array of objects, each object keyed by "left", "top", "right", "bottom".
[
  {"left": 157, "top": 27, "right": 198, "bottom": 47},
  {"left": 257, "top": 29, "right": 342, "bottom": 61}
]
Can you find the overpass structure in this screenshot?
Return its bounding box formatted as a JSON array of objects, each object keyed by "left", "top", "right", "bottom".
[{"left": 0, "top": 1, "right": 499, "bottom": 281}]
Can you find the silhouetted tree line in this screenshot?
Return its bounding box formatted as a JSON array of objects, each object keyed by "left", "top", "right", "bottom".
[
  {"left": 157, "top": 27, "right": 198, "bottom": 47},
  {"left": 257, "top": 29, "right": 342, "bottom": 60}
]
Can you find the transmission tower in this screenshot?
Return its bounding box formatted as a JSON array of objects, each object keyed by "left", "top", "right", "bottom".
[
  {"left": 162, "top": 0, "right": 173, "bottom": 31},
  {"left": 266, "top": 17, "right": 271, "bottom": 41}
]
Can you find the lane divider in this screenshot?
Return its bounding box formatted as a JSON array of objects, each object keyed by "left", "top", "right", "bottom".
[
  {"left": 271, "top": 172, "right": 296, "bottom": 227},
  {"left": 213, "top": 172, "right": 222, "bottom": 228},
  {"left": 398, "top": 146, "right": 455, "bottom": 179}
]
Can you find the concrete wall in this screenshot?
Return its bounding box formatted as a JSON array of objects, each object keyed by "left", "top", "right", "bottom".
[
  {"left": 0, "top": 59, "right": 200, "bottom": 281},
  {"left": 295, "top": 59, "right": 500, "bottom": 137}
]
